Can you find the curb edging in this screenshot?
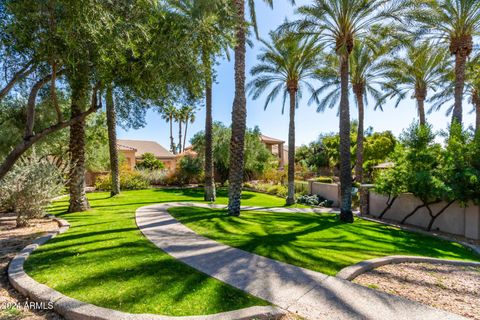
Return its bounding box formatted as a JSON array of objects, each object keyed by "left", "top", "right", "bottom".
[
  {"left": 336, "top": 255, "right": 480, "bottom": 281},
  {"left": 8, "top": 216, "right": 285, "bottom": 320}
]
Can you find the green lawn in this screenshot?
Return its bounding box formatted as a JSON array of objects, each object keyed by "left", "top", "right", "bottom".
[
  {"left": 25, "top": 188, "right": 291, "bottom": 316},
  {"left": 169, "top": 207, "right": 480, "bottom": 275}
]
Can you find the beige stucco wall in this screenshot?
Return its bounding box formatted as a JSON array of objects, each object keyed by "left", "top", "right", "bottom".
[
  {"left": 369, "top": 191, "right": 480, "bottom": 240},
  {"left": 308, "top": 181, "right": 340, "bottom": 207},
  {"left": 119, "top": 150, "right": 137, "bottom": 171}
]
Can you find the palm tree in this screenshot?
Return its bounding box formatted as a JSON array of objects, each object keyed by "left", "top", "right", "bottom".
[
  {"left": 409, "top": 0, "right": 480, "bottom": 125},
  {"left": 379, "top": 41, "right": 450, "bottom": 126},
  {"left": 182, "top": 106, "right": 196, "bottom": 153},
  {"left": 293, "top": 0, "right": 403, "bottom": 222},
  {"left": 227, "top": 0, "right": 294, "bottom": 216},
  {"left": 313, "top": 42, "right": 386, "bottom": 183},
  {"left": 176, "top": 106, "right": 186, "bottom": 154},
  {"left": 106, "top": 84, "right": 120, "bottom": 196},
  {"left": 169, "top": 0, "right": 234, "bottom": 201},
  {"left": 430, "top": 51, "right": 480, "bottom": 135},
  {"left": 162, "top": 104, "right": 178, "bottom": 154},
  {"left": 248, "top": 32, "right": 322, "bottom": 205}
]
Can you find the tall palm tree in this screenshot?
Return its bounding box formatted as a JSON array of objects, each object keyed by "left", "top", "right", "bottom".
[
  {"left": 430, "top": 51, "right": 480, "bottom": 134},
  {"left": 227, "top": 0, "right": 294, "bottom": 216},
  {"left": 176, "top": 106, "right": 186, "bottom": 154},
  {"left": 313, "top": 42, "right": 386, "bottom": 183},
  {"left": 293, "top": 0, "right": 404, "bottom": 222},
  {"left": 162, "top": 104, "right": 178, "bottom": 154},
  {"left": 182, "top": 106, "right": 197, "bottom": 152},
  {"left": 106, "top": 84, "right": 120, "bottom": 196},
  {"left": 248, "top": 32, "right": 322, "bottom": 205},
  {"left": 169, "top": 0, "right": 234, "bottom": 201},
  {"left": 409, "top": 0, "right": 480, "bottom": 125},
  {"left": 379, "top": 41, "right": 450, "bottom": 126}
]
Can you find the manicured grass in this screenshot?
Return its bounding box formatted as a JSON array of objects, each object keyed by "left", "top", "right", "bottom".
[
  {"left": 169, "top": 207, "right": 480, "bottom": 276},
  {"left": 25, "top": 188, "right": 294, "bottom": 316}
]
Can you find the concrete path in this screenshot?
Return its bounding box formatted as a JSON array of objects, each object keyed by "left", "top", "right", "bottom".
[{"left": 136, "top": 203, "right": 466, "bottom": 320}]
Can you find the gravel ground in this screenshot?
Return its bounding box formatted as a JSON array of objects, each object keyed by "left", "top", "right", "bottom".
[
  {"left": 354, "top": 262, "right": 480, "bottom": 320},
  {"left": 0, "top": 212, "right": 62, "bottom": 320}
]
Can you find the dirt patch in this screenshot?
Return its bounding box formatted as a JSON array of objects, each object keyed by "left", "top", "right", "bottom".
[
  {"left": 354, "top": 262, "right": 480, "bottom": 319},
  {"left": 0, "top": 212, "right": 62, "bottom": 319}
]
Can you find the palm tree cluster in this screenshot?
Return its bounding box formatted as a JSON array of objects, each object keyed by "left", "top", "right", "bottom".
[
  {"left": 161, "top": 104, "right": 197, "bottom": 155},
  {"left": 244, "top": 0, "right": 480, "bottom": 222}
]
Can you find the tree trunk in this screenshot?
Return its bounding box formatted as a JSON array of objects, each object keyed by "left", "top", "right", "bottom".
[
  {"left": 354, "top": 90, "right": 364, "bottom": 183},
  {"left": 106, "top": 84, "right": 120, "bottom": 196},
  {"left": 286, "top": 88, "right": 296, "bottom": 205},
  {"left": 68, "top": 74, "right": 90, "bottom": 213},
  {"left": 169, "top": 116, "right": 175, "bottom": 154},
  {"left": 452, "top": 52, "right": 467, "bottom": 125},
  {"left": 475, "top": 98, "right": 480, "bottom": 136},
  {"left": 178, "top": 121, "right": 182, "bottom": 154},
  {"left": 227, "top": 0, "right": 247, "bottom": 216},
  {"left": 417, "top": 98, "right": 426, "bottom": 126},
  {"left": 339, "top": 54, "right": 353, "bottom": 222},
  {"left": 204, "top": 58, "right": 216, "bottom": 202},
  {"left": 183, "top": 119, "right": 188, "bottom": 153}
]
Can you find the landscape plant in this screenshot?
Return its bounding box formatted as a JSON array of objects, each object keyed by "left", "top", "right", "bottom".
[{"left": 0, "top": 154, "right": 65, "bottom": 227}]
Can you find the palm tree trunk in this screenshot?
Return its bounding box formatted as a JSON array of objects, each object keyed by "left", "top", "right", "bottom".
[
  {"left": 227, "top": 0, "right": 247, "bottom": 216},
  {"left": 183, "top": 118, "right": 188, "bottom": 153},
  {"left": 417, "top": 98, "right": 426, "bottom": 126},
  {"left": 354, "top": 90, "right": 364, "bottom": 183},
  {"left": 204, "top": 56, "right": 216, "bottom": 201},
  {"left": 286, "top": 88, "right": 296, "bottom": 205},
  {"left": 178, "top": 121, "right": 182, "bottom": 154},
  {"left": 476, "top": 101, "right": 480, "bottom": 137},
  {"left": 106, "top": 84, "right": 120, "bottom": 196},
  {"left": 452, "top": 52, "right": 467, "bottom": 125},
  {"left": 68, "top": 74, "right": 90, "bottom": 213},
  {"left": 339, "top": 54, "right": 353, "bottom": 222},
  {"left": 170, "top": 116, "right": 175, "bottom": 154}
]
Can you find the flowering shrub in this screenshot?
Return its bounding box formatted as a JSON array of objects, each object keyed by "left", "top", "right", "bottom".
[
  {"left": 95, "top": 170, "right": 149, "bottom": 191},
  {"left": 0, "top": 156, "right": 65, "bottom": 227}
]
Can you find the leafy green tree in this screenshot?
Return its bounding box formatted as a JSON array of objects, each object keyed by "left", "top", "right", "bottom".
[
  {"left": 191, "top": 122, "right": 276, "bottom": 185},
  {"left": 248, "top": 31, "right": 322, "bottom": 205},
  {"left": 409, "top": 0, "right": 480, "bottom": 125},
  {"left": 379, "top": 41, "right": 450, "bottom": 126},
  {"left": 291, "top": 0, "right": 405, "bottom": 222}
]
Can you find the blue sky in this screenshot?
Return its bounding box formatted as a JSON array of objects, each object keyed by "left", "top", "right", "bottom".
[{"left": 118, "top": 0, "right": 476, "bottom": 148}]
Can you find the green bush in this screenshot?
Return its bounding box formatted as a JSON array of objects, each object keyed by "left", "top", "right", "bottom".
[
  {"left": 95, "top": 170, "right": 149, "bottom": 191},
  {"left": 0, "top": 155, "right": 65, "bottom": 227},
  {"left": 175, "top": 155, "right": 204, "bottom": 185},
  {"left": 297, "top": 194, "right": 334, "bottom": 207},
  {"left": 137, "top": 169, "right": 168, "bottom": 185},
  {"left": 313, "top": 176, "right": 334, "bottom": 183},
  {"left": 136, "top": 152, "right": 165, "bottom": 171},
  {"left": 266, "top": 185, "right": 288, "bottom": 198}
]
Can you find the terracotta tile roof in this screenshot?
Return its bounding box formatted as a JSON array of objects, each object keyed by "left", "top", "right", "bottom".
[
  {"left": 260, "top": 134, "right": 285, "bottom": 144},
  {"left": 117, "top": 139, "right": 175, "bottom": 159}
]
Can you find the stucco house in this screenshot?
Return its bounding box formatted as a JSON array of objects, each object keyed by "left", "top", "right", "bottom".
[
  {"left": 260, "top": 135, "right": 288, "bottom": 168},
  {"left": 117, "top": 139, "right": 178, "bottom": 172}
]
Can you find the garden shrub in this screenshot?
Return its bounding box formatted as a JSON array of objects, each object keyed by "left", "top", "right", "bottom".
[
  {"left": 95, "top": 169, "right": 149, "bottom": 191},
  {"left": 137, "top": 169, "right": 168, "bottom": 185},
  {"left": 0, "top": 155, "right": 65, "bottom": 227},
  {"left": 297, "top": 194, "right": 334, "bottom": 207},
  {"left": 266, "top": 185, "right": 288, "bottom": 198},
  {"left": 313, "top": 176, "right": 334, "bottom": 183},
  {"left": 136, "top": 152, "right": 165, "bottom": 170}
]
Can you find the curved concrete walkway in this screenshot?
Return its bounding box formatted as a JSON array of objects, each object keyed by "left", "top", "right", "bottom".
[{"left": 136, "top": 203, "right": 467, "bottom": 320}]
